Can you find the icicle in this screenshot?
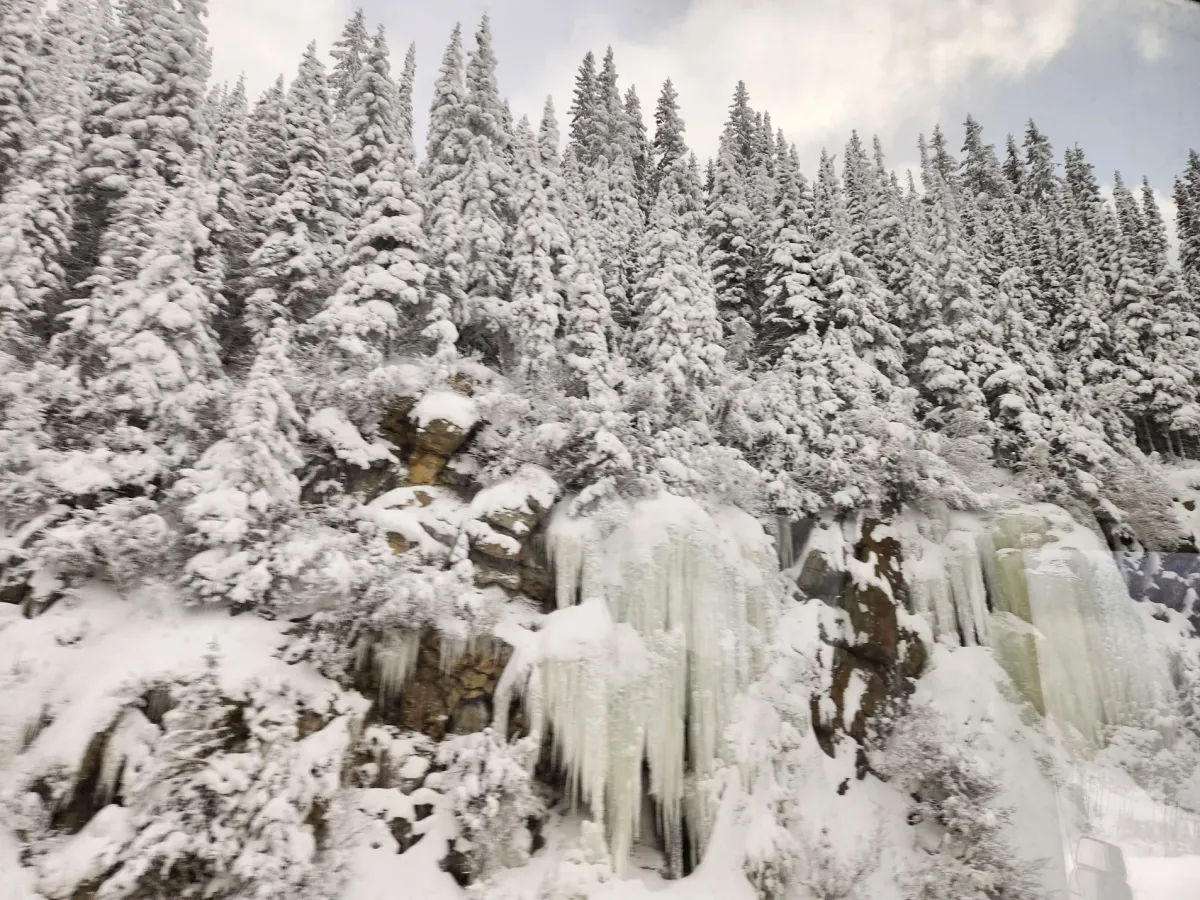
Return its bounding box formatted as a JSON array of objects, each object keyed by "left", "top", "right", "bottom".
[
  {"left": 97, "top": 708, "right": 158, "bottom": 805},
  {"left": 502, "top": 493, "right": 774, "bottom": 876},
  {"left": 946, "top": 531, "right": 989, "bottom": 646},
  {"left": 376, "top": 631, "right": 420, "bottom": 706}
]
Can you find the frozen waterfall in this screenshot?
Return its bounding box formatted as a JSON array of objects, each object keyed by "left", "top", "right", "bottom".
[
  {"left": 493, "top": 493, "right": 775, "bottom": 876},
  {"left": 902, "top": 506, "right": 1175, "bottom": 745}
]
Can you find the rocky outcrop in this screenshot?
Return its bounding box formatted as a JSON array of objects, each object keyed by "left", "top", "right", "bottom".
[{"left": 805, "top": 516, "right": 928, "bottom": 758}]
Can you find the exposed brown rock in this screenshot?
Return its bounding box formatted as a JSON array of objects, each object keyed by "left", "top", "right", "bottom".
[
  {"left": 389, "top": 633, "right": 512, "bottom": 742},
  {"left": 795, "top": 547, "right": 847, "bottom": 603}
]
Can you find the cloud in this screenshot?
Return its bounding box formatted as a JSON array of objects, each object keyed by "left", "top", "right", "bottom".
[
  {"left": 206, "top": 0, "right": 352, "bottom": 96},
  {"left": 511, "top": 0, "right": 1100, "bottom": 162}
]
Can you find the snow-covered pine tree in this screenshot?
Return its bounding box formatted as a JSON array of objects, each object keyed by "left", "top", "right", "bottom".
[
  {"left": 243, "top": 43, "right": 344, "bottom": 342},
  {"left": 506, "top": 115, "right": 569, "bottom": 381},
  {"left": 624, "top": 85, "right": 652, "bottom": 220},
  {"left": 1002, "top": 133, "right": 1026, "bottom": 196},
  {"left": 631, "top": 153, "right": 726, "bottom": 426},
  {"left": 97, "top": 660, "right": 349, "bottom": 899},
  {"left": 553, "top": 113, "right": 620, "bottom": 403},
  {"left": 421, "top": 23, "right": 470, "bottom": 360},
  {"left": 585, "top": 47, "right": 644, "bottom": 334},
  {"left": 329, "top": 6, "right": 369, "bottom": 110},
  {"left": 705, "top": 123, "right": 758, "bottom": 330},
  {"left": 1135, "top": 176, "right": 1200, "bottom": 455},
  {"left": 0, "top": 0, "right": 100, "bottom": 360},
  {"left": 758, "top": 138, "right": 819, "bottom": 360},
  {"left": 310, "top": 27, "right": 427, "bottom": 366},
  {"left": 1176, "top": 150, "right": 1200, "bottom": 295},
  {"left": 725, "top": 80, "right": 757, "bottom": 171},
  {"left": 906, "top": 169, "right": 1003, "bottom": 443},
  {"left": 69, "top": 0, "right": 211, "bottom": 290},
  {"left": 60, "top": 159, "right": 226, "bottom": 464},
  {"left": 205, "top": 76, "right": 256, "bottom": 353},
  {"left": 567, "top": 50, "right": 600, "bottom": 167},
  {"left": 1023, "top": 120, "right": 1059, "bottom": 208},
  {"left": 0, "top": 0, "right": 41, "bottom": 194},
  {"left": 810, "top": 150, "right": 906, "bottom": 385},
  {"left": 397, "top": 42, "right": 416, "bottom": 145},
  {"left": 650, "top": 78, "right": 687, "bottom": 205},
  {"left": 174, "top": 320, "right": 302, "bottom": 607},
  {"left": 455, "top": 14, "right": 514, "bottom": 360},
  {"left": 924, "top": 124, "right": 958, "bottom": 196},
  {"left": 244, "top": 76, "right": 289, "bottom": 245}
]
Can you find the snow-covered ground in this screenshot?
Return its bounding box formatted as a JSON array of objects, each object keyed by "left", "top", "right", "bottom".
[{"left": 1127, "top": 855, "right": 1200, "bottom": 899}]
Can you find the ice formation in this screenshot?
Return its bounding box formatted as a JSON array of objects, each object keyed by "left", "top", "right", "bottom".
[
  {"left": 494, "top": 493, "right": 775, "bottom": 876},
  {"left": 901, "top": 507, "right": 1175, "bottom": 745}
]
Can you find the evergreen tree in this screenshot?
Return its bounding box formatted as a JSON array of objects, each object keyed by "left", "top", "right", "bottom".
[
  {"left": 811, "top": 160, "right": 906, "bottom": 386},
  {"left": 206, "top": 77, "right": 255, "bottom": 350},
  {"left": 705, "top": 126, "right": 757, "bottom": 328},
  {"left": 1022, "top": 119, "right": 1058, "bottom": 207},
  {"left": 0, "top": 0, "right": 100, "bottom": 358},
  {"left": 329, "top": 6, "right": 369, "bottom": 110},
  {"left": 906, "top": 171, "right": 1002, "bottom": 439},
  {"left": 175, "top": 321, "right": 303, "bottom": 606},
  {"left": 456, "top": 14, "right": 514, "bottom": 359},
  {"left": 0, "top": 0, "right": 41, "bottom": 194},
  {"left": 421, "top": 24, "right": 470, "bottom": 359},
  {"left": 584, "top": 48, "right": 643, "bottom": 334},
  {"left": 507, "top": 117, "right": 569, "bottom": 381},
  {"left": 651, "top": 78, "right": 687, "bottom": 204},
  {"left": 631, "top": 154, "right": 726, "bottom": 424},
  {"left": 1176, "top": 150, "right": 1200, "bottom": 294},
  {"left": 725, "top": 80, "right": 757, "bottom": 169},
  {"left": 567, "top": 50, "right": 599, "bottom": 166},
  {"left": 243, "top": 43, "right": 344, "bottom": 340},
  {"left": 244, "top": 77, "right": 289, "bottom": 244},
  {"left": 310, "top": 27, "right": 427, "bottom": 364},
  {"left": 624, "top": 85, "right": 651, "bottom": 220},
  {"left": 397, "top": 42, "right": 416, "bottom": 145},
  {"left": 71, "top": 0, "right": 212, "bottom": 288},
  {"left": 1002, "top": 133, "right": 1026, "bottom": 195},
  {"left": 758, "top": 139, "right": 819, "bottom": 359}
]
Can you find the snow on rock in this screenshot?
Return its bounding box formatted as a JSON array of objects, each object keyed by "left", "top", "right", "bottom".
[
  {"left": 309, "top": 407, "right": 397, "bottom": 469},
  {"left": 410, "top": 391, "right": 479, "bottom": 433},
  {"left": 36, "top": 803, "right": 134, "bottom": 899},
  {"left": 0, "top": 582, "right": 356, "bottom": 786}
]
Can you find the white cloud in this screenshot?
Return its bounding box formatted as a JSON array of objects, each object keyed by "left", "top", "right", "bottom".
[
  {"left": 512, "top": 0, "right": 1100, "bottom": 162},
  {"left": 206, "top": 0, "right": 351, "bottom": 96}
]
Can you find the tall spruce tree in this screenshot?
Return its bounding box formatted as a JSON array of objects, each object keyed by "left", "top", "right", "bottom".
[
  {"left": 243, "top": 43, "right": 345, "bottom": 341},
  {"left": 705, "top": 125, "right": 758, "bottom": 328},
  {"left": 0, "top": 0, "right": 41, "bottom": 194},
  {"left": 329, "top": 7, "right": 369, "bottom": 110},
  {"left": 311, "top": 26, "right": 427, "bottom": 364}
]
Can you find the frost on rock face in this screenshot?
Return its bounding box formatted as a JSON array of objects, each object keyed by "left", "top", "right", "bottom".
[{"left": 495, "top": 493, "right": 775, "bottom": 876}]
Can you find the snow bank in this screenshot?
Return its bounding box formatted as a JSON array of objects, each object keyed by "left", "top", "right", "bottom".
[{"left": 0, "top": 582, "right": 352, "bottom": 785}]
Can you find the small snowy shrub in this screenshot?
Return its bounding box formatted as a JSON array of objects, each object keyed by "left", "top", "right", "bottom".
[
  {"left": 880, "top": 702, "right": 1044, "bottom": 900},
  {"left": 28, "top": 499, "right": 177, "bottom": 590},
  {"left": 794, "top": 825, "right": 878, "bottom": 900},
  {"left": 94, "top": 657, "right": 351, "bottom": 900},
  {"left": 431, "top": 729, "right": 545, "bottom": 884}
]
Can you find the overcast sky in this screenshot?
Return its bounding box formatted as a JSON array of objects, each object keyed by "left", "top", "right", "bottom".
[{"left": 208, "top": 0, "right": 1200, "bottom": 232}]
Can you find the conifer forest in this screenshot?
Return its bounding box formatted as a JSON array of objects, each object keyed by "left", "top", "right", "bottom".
[{"left": 2, "top": 2, "right": 1200, "bottom": 899}]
